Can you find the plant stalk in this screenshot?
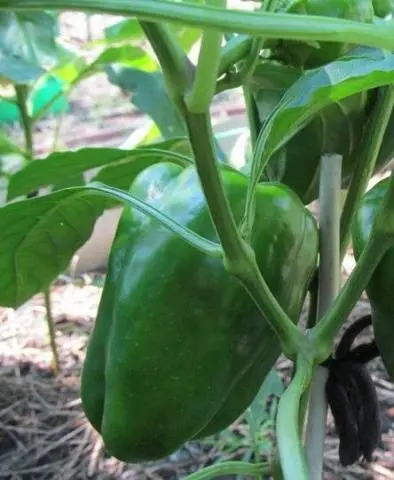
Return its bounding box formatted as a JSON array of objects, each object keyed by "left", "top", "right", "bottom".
[
  {"left": 140, "top": 3, "right": 308, "bottom": 357},
  {"left": 312, "top": 234, "right": 393, "bottom": 357},
  {"left": 15, "top": 85, "right": 33, "bottom": 160},
  {"left": 311, "top": 164, "right": 394, "bottom": 357},
  {"left": 305, "top": 154, "right": 342, "bottom": 480},
  {"left": 185, "top": 0, "right": 225, "bottom": 113},
  {"left": 340, "top": 85, "right": 394, "bottom": 260},
  {"left": 218, "top": 35, "right": 253, "bottom": 76},
  {"left": 44, "top": 289, "right": 60, "bottom": 375},
  {"left": 139, "top": 21, "right": 193, "bottom": 110},
  {"left": 184, "top": 111, "right": 306, "bottom": 358},
  {"left": 16, "top": 84, "right": 61, "bottom": 375},
  {"left": 3, "top": 1, "right": 394, "bottom": 53},
  {"left": 276, "top": 354, "right": 312, "bottom": 480}
]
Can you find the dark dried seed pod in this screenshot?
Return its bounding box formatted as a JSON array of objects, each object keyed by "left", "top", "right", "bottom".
[
  {"left": 325, "top": 371, "right": 361, "bottom": 466},
  {"left": 340, "top": 361, "right": 381, "bottom": 462}
]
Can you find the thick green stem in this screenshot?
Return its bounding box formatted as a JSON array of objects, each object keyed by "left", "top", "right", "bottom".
[
  {"left": 239, "top": 37, "right": 263, "bottom": 81},
  {"left": 312, "top": 235, "right": 393, "bottom": 359},
  {"left": 15, "top": 84, "right": 33, "bottom": 160},
  {"left": 184, "top": 112, "right": 247, "bottom": 263},
  {"left": 340, "top": 86, "right": 394, "bottom": 260},
  {"left": 3, "top": 1, "right": 394, "bottom": 52},
  {"left": 313, "top": 172, "right": 394, "bottom": 356},
  {"left": 185, "top": 0, "right": 224, "bottom": 113},
  {"left": 184, "top": 111, "right": 306, "bottom": 358},
  {"left": 305, "top": 155, "right": 342, "bottom": 479},
  {"left": 140, "top": 21, "right": 193, "bottom": 109},
  {"left": 218, "top": 35, "right": 253, "bottom": 76},
  {"left": 276, "top": 354, "right": 312, "bottom": 480}
]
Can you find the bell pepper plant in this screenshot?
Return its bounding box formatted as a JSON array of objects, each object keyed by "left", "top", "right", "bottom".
[{"left": 1, "top": 0, "right": 394, "bottom": 479}]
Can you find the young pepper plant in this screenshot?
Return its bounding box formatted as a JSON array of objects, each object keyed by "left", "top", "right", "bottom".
[{"left": 1, "top": 1, "right": 394, "bottom": 479}]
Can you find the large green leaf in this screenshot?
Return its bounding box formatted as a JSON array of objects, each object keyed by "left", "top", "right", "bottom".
[
  {"left": 7, "top": 138, "right": 192, "bottom": 200},
  {"left": 0, "top": 188, "right": 105, "bottom": 307},
  {"left": 0, "top": 177, "right": 220, "bottom": 308},
  {"left": 106, "top": 65, "right": 186, "bottom": 138},
  {"left": 0, "top": 11, "right": 59, "bottom": 84},
  {"left": 51, "top": 45, "right": 157, "bottom": 85},
  {"left": 247, "top": 47, "right": 394, "bottom": 205},
  {"left": 0, "top": 51, "right": 44, "bottom": 85}
]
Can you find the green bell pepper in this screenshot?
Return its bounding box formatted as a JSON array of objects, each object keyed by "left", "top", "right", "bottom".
[
  {"left": 373, "top": 0, "right": 394, "bottom": 17},
  {"left": 81, "top": 162, "right": 184, "bottom": 434},
  {"left": 352, "top": 177, "right": 394, "bottom": 380},
  {"left": 81, "top": 163, "right": 318, "bottom": 463}
]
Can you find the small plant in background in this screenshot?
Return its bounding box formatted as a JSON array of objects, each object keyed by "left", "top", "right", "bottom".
[{"left": 0, "top": 0, "right": 394, "bottom": 479}]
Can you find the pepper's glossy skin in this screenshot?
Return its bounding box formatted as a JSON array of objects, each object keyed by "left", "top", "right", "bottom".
[
  {"left": 82, "top": 164, "right": 318, "bottom": 463},
  {"left": 352, "top": 178, "right": 394, "bottom": 380},
  {"left": 81, "top": 162, "right": 184, "bottom": 432},
  {"left": 373, "top": 0, "right": 394, "bottom": 16}
]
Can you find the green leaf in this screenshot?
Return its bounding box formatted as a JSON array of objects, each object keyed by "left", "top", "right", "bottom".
[
  {"left": 246, "top": 47, "right": 394, "bottom": 216},
  {"left": 106, "top": 65, "right": 186, "bottom": 138},
  {"left": 0, "top": 180, "right": 221, "bottom": 308},
  {"left": 7, "top": 140, "right": 192, "bottom": 200},
  {"left": 33, "top": 44, "right": 157, "bottom": 120},
  {"left": 54, "top": 45, "right": 157, "bottom": 84},
  {"left": 0, "top": 188, "right": 105, "bottom": 307},
  {"left": 0, "top": 51, "right": 44, "bottom": 85},
  {"left": 249, "top": 60, "right": 371, "bottom": 203},
  {"left": 0, "top": 11, "right": 59, "bottom": 84},
  {"left": 102, "top": 16, "right": 201, "bottom": 54}
]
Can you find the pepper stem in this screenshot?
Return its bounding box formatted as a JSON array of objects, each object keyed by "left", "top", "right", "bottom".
[
  {"left": 340, "top": 86, "right": 394, "bottom": 260},
  {"left": 311, "top": 169, "right": 394, "bottom": 358},
  {"left": 184, "top": 111, "right": 305, "bottom": 359}
]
